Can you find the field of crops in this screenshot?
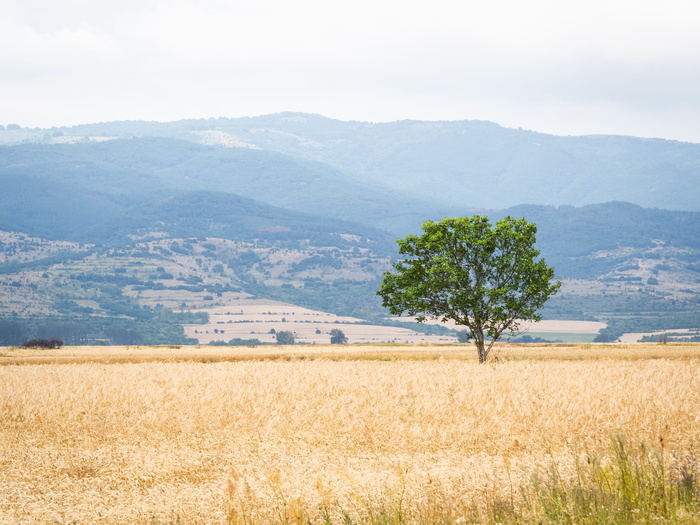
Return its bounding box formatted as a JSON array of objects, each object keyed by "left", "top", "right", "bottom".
[
  {"left": 181, "top": 304, "right": 607, "bottom": 345},
  {"left": 1, "top": 343, "right": 699, "bottom": 524}
]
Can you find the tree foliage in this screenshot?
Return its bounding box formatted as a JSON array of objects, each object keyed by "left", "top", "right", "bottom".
[
  {"left": 275, "top": 330, "right": 295, "bottom": 345},
  {"left": 21, "top": 337, "right": 63, "bottom": 349},
  {"left": 329, "top": 328, "right": 348, "bottom": 344},
  {"left": 378, "top": 216, "right": 560, "bottom": 362}
]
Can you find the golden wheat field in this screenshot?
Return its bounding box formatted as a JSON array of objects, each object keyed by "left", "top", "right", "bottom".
[{"left": 1, "top": 343, "right": 699, "bottom": 524}]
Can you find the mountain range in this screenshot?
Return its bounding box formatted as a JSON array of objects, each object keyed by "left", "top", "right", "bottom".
[
  {"left": 1, "top": 113, "right": 699, "bottom": 344},
  {"left": 3, "top": 112, "right": 699, "bottom": 215}
]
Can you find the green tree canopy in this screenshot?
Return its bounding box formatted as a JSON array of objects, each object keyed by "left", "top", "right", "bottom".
[
  {"left": 329, "top": 328, "right": 348, "bottom": 344},
  {"left": 377, "top": 216, "right": 560, "bottom": 362},
  {"left": 275, "top": 330, "right": 295, "bottom": 345}
]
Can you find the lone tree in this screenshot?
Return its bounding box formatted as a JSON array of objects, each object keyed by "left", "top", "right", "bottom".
[
  {"left": 329, "top": 328, "right": 348, "bottom": 344},
  {"left": 275, "top": 330, "right": 295, "bottom": 345},
  {"left": 378, "top": 216, "right": 560, "bottom": 363}
]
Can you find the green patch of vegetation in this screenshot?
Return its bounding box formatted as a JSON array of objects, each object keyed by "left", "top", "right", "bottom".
[
  {"left": 229, "top": 434, "right": 700, "bottom": 524},
  {"left": 516, "top": 434, "right": 700, "bottom": 525}
]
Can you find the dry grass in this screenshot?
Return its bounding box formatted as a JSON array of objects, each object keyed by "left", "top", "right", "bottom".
[
  {"left": 1, "top": 344, "right": 699, "bottom": 523},
  {"left": 2, "top": 342, "right": 699, "bottom": 365}
]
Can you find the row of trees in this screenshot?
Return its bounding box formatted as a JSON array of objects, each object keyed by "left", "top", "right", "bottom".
[
  {"left": 21, "top": 337, "right": 63, "bottom": 349},
  {"left": 0, "top": 314, "right": 198, "bottom": 346},
  {"left": 275, "top": 328, "right": 348, "bottom": 345}
]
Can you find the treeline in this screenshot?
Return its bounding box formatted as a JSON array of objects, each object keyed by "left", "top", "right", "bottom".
[
  {"left": 594, "top": 312, "right": 700, "bottom": 342},
  {"left": 0, "top": 317, "right": 196, "bottom": 346},
  {"left": 639, "top": 332, "right": 700, "bottom": 343},
  {"left": 0, "top": 304, "right": 207, "bottom": 346}
]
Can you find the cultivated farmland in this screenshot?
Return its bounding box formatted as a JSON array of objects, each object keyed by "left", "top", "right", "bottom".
[
  {"left": 1, "top": 343, "right": 699, "bottom": 523},
  {"left": 182, "top": 303, "right": 607, "bottom": 345},
  {"left": 182, "top": 303, "right": 459, "bottom": 345}
]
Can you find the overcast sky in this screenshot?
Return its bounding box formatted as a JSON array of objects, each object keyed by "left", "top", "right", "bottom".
[{"left": 2, "top": 0, "right": 700, "bottom": 142}]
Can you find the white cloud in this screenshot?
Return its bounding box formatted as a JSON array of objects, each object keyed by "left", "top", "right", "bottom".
[{"left": 2, "top": 0, "right": 700, "bottom": 141}]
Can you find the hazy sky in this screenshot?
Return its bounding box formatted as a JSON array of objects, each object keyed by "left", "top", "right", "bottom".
[{"left": 2, "top": 0, "right": 700, "bottom": 142}]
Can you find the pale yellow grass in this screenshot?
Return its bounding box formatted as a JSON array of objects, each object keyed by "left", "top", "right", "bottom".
[
  {"left": 2, "top": 342, "right": 700, "bottom": 365},
  {"left": 1, "top": 346, "right": 699, "bottom": 523}
]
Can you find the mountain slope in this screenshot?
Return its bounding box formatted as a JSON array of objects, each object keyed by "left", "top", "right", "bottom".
[
  {"left": 0, "top": 138, "right": 461, "bottom": 236},
  {"left": 1, "top": 200, "right": 698, "bottom": 345},
  {"left": 13, "top": 112, "right": 699, "bottom": 212},
  {"left": 493, "top": 202, "right": 700, "bottom": 278},
  {"left": 0, "top": 172, "right": 126, "bottom": 239},
  {"left": 82, "top": 190, "right": 395, "bottom": 251}
]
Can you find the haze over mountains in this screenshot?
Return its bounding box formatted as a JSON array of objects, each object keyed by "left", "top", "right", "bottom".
[
  {"left": 3, "top": 112, "right": 699, "bottom": 215},
  {"left": 1, "top": 113, "right": 699, "bottom": 345}
]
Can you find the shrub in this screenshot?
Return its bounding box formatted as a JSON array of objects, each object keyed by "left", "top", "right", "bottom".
[
  {"left": 21, "top": 337, "right": 64, "bottom": 349},
  {"left": 275, "top": 331, "right": 295, "bottom": 345}
]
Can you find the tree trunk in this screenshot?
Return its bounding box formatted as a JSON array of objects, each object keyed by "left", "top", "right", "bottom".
[{"left": 475, "top": 333, "right": 487, "bottom": 363}]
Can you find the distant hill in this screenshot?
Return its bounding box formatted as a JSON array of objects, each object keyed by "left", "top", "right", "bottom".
[
  {"left": 0, "top": 138, "right": 461, "bottom": 236},
  {"left": 83, "top": 190, "right": 395, "bottom": 252},
  {"left": 0, "top": 171, "right": 126, "bottom": 239},
  {"left": 3, "top": 112, "right": 698, "bottom": 212},
  {"left": 493, "top": 202, "right": 700, "bottom": 279}
]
